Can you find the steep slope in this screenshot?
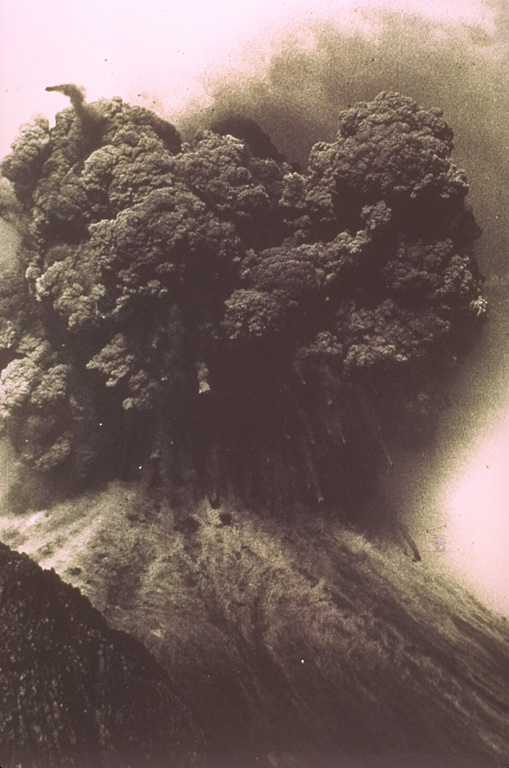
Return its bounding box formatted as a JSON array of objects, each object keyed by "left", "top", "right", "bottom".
[
  {"left": 2, "top": 484, "right": 508, "bottom": 768},
  {"left": 0, "top": 541, "right": 201, "bottom": 768}
]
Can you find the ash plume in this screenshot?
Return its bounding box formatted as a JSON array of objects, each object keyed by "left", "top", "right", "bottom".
[
  {"left": 1, "top": 9, "right": 509, "bottom": 768},
  {"left": 0, "top": 89, "right": 485, "bottom": 518},
  {"left": 45, "top": 83, "right": 87, "bottom": 111}
]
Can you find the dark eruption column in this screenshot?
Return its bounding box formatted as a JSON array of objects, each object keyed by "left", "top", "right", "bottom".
[{"left": 0, "top": 86, "right": 485, "bottom": 525}]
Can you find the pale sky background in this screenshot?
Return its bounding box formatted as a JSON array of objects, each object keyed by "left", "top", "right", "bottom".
[
  {"left": 0, "top": 0, "right": 498, "bottom": 159},
  {"left": 1, "top": 0, "right": 508, "bottom": 614}
]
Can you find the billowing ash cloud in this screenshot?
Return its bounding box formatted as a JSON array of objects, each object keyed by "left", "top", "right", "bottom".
[
  {"left": 176, "top": 10, "right": 509, "bottom": 610},
  {"left": 0, "top": 85, "right": 484, "bottom": 519}
]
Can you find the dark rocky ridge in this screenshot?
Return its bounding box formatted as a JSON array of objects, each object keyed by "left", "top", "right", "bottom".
[{"left": 0, "top": 542, "right": 201, "bottom": 768}]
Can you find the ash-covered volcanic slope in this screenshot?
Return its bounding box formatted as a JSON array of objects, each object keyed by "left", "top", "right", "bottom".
[
  {"left": 0, "top": 542, "right": 201, "bottom": 768},
  {"left": 2, "top": 488, "right": 508, "bottom": 768}
]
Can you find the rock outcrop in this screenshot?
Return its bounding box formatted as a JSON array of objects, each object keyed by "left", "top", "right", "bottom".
[{"left": 0, "top": 542, "right": 201, "bottom": 768}]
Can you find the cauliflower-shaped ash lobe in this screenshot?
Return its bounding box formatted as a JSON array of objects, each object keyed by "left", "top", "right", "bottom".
[
  {"left": 304, "top": 92, "right": 468, "bottom": 226},
  {"left": 0, "top": 90, "right": 484, "bottom": 513}
]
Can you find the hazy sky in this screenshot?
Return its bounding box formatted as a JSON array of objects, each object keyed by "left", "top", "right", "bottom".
[
  {"left": 1, "top": 0, "right": 508, "bottom": 613},
  {"left": 0, "top": 0, "right": 497, "bottom": 160}
]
